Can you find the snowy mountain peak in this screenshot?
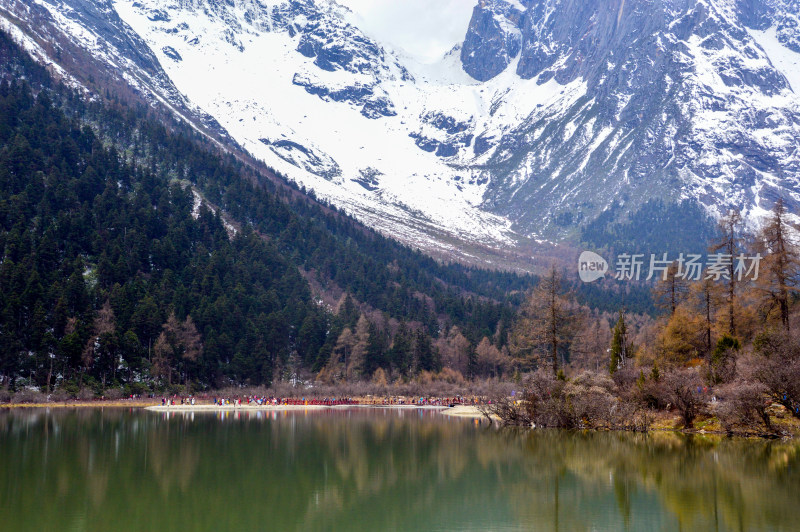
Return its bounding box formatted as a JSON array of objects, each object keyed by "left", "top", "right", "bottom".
[
  {"left": 460, "top": 0, "right": 800, "bottom": 235},
  {"left": 2, "top": 0, "right": 799, "bottom": 262}
]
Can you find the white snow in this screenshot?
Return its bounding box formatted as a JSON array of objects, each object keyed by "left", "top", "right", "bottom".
[
  {"left": 105, "top": 0, "right": 588, "bottom": 247},
  {"left": 34, "top": 0, "right": 119, "bottom": 67},
  {"left": 578, "top": 125, "right": 614, "bottom": 173},
  {"left": 14, "top": 0, "right": 800, "bottom": 250},
  {"left": 748, "top": 26, "right": 800, "bottom": 95},
  {"left": 681, "top": 28, "right": 800, "bottom": 218},
  {"left": 0, "top": 12, "right": 82, "bottom": 90}
]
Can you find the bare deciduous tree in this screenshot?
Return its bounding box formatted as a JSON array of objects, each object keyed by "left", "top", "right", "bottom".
[
  {"left": 474, "top": 337, "right": 512, "bottom": 378},
  {"left": 570, "top": 316, "right": 612, "bottom": 373},
  {"left": 753, "top": 330, "right": 800, "bottom": 419},
  {"left": 756, "top": 198, "right": 800, "bottom": 331},
  {"left": 652, "top": 262, "right": 689, "bottom": 316},
  {"left": 82, "top": 300, "right": 116, "bottom": 387},
  {"left": 151, "top": 313, "right": 204, "bottom": 385},
  {"left": 655, "top": 367, "right": 705, "bottom": 428},
  {"left": 689, "top": 278, "right": 720, "bottom": 355},
  {"left": 712, "top": 210, "right": 744, "bottom": 336},
  {"left": 511, "top": 266, "right": 577, "bottom": 376},
  {"left": 436, "top": 326, "right": 471, "bottom": 376}
]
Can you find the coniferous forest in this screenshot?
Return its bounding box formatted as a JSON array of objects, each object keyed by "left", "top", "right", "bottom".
[
  {"left": 5, "top": 3, "right": 800, "bottom": 530},
  {"left": 0, "top": 30, "right": 540, "bottom": 394},
  {"left": 2, "top": 26, "right": 800, "bottom": 440}
]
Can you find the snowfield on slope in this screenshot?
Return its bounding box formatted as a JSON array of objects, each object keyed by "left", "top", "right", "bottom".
[
  {"left": 111, "top": 0, "right": 538, "bottom": 247},
  {"left": 10, "top": 0, "right": 800, "bottom": 254}
]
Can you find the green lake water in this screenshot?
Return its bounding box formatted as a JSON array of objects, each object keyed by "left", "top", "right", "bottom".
[{"left": 0, "top": 407, "right": 798, "bottom": 531}]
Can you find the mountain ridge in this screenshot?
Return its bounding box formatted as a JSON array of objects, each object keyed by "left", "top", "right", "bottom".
[{"left": 1, "top": 0, "right": 798, "bottom": 262}]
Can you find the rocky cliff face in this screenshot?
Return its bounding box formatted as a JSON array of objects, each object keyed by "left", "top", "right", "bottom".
[
  {"left": 462, "top": 0, "right": 800, "bottom": 235},
  {"left": 2, "top": 0, "right": 799, "bottom": 259},
  {"left": 461, "top": 0, "right": 526, "bottom": 81}
]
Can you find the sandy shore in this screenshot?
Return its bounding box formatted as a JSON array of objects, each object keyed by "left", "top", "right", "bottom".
[
  {"left": 146, "top": 403, "right": 329, "bottom": 413},
  {"left": 2, "top": 401, "right": 492, "bottom": 421},
  {"left": 438, "top": 404, "right": 496, "bottom": 420},
  {"left": 145, "top": 403, "right": 493, "bottom": 420}
]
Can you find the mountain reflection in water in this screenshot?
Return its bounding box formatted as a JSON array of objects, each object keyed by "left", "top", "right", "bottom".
[{"left": 0, "top": 407, "right": 797, "bottom": 531}]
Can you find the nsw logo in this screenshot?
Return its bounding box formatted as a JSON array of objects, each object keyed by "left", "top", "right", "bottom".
[{"left": 578, "top": 251, "right": 608, "bottom": 283}]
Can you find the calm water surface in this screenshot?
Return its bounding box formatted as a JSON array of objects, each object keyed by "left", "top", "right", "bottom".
[{"left": 0, "top": 407, "right": 798, "bottom": 531}]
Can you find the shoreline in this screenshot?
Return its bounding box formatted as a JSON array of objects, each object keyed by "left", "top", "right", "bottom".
[
  {"left": 1, "top": 401, "right": 159, "bottom": 409},
  {"left": 2, "top": 403, "right": 787, "bottom": 434},
  {"left": 145, "top": 403, "right": 490, "bottom": 420},
  {"left": 1, "top": 401, "right": 491, "bottom": 421}
]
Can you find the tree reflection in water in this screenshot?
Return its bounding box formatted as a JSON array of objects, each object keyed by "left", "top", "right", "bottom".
[{"left": 0, "top": 408, "right": 797, "bottom": 531}]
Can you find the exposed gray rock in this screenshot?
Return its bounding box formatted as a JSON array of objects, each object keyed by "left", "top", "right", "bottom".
[
  {"left": 10, "top": 0, "right": 800, "bottom": 250},
  {"left": 460, "top": 0, "right": 800, "bottom": 237},
  {"left": 461, "top": 0, "right": 525, "bottom": 81}
]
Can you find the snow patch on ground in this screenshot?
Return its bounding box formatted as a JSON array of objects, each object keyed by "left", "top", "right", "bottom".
[
  {"left": 748, "top": 26, "right": 800, "bottom": 95},
  {"left": 110, "top": 0, "right": 587, "bottom": 247},
  {"left": 0, "top": 12, "right": 83, "bottom": 90}
]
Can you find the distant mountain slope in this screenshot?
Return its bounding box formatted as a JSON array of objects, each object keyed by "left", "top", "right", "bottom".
[
  {"left": 0, "top": 28, "right": 539, "bottom": 389},
  {"left": 466, "top": 0, "right": 800, "bottom": 237},
  {"left": 1, "top": 0, "right": 798, "bottom": 257}
]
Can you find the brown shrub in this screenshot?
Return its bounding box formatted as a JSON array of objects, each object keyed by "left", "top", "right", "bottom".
[
  {"left": 611, "top": 365, "right": 642, "bottom": 395},
  {"left": 480, "top": 395, "right": 530, "bottom": 426},
  {"left": 654, "top": 367, "right": 706, "bottom": 428},
  {"left": 103, "top": 388, "right": 124, "bottom": 400},
  {"left": 11, "top": 389, "right": 46, "bottom": 404},
  {"left": 506, "top": 370, "right": 652, "bottom": 431},
  {"left": 753, "top": 331, "right": 800, "bottom": 418},
  {"left": 715, "top": 381, "right": 772, "bottom": 434},
  {"left": 48, "top": 389, "right": 72, "bottom": 402},
  {"left": 77, "top": 388, "right": 96, "bottom": 401}
]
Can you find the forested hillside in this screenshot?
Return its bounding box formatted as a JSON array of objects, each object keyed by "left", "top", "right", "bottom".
[
  {"left": 0, "top": 30, "right": 540, "bottom": 393},
  {"left": 580, "top": 200, "right": 719, "bottom": 256}
]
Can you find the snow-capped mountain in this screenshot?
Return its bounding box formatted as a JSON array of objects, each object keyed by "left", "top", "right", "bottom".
[
  {"left": 2, "top": 0, "right": 799, "bottom": 257},
  {"left": 464, "top": 0, "right": 800, "bottom": 236}
]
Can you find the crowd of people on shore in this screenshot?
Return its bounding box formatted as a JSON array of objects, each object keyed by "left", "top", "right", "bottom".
[
  {"left": 161, "top": 396, "right": 196, "bottom": 406},
  {"left": 212, "top": 396, "right": 358, "bottom": 407},
  {"left": 366, "top": 396, "right": 480, "bottom": 406}
]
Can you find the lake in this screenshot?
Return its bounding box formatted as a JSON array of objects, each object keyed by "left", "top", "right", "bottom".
[{"left": 0, "top": 407, "right": 798, "bottom": 531}]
